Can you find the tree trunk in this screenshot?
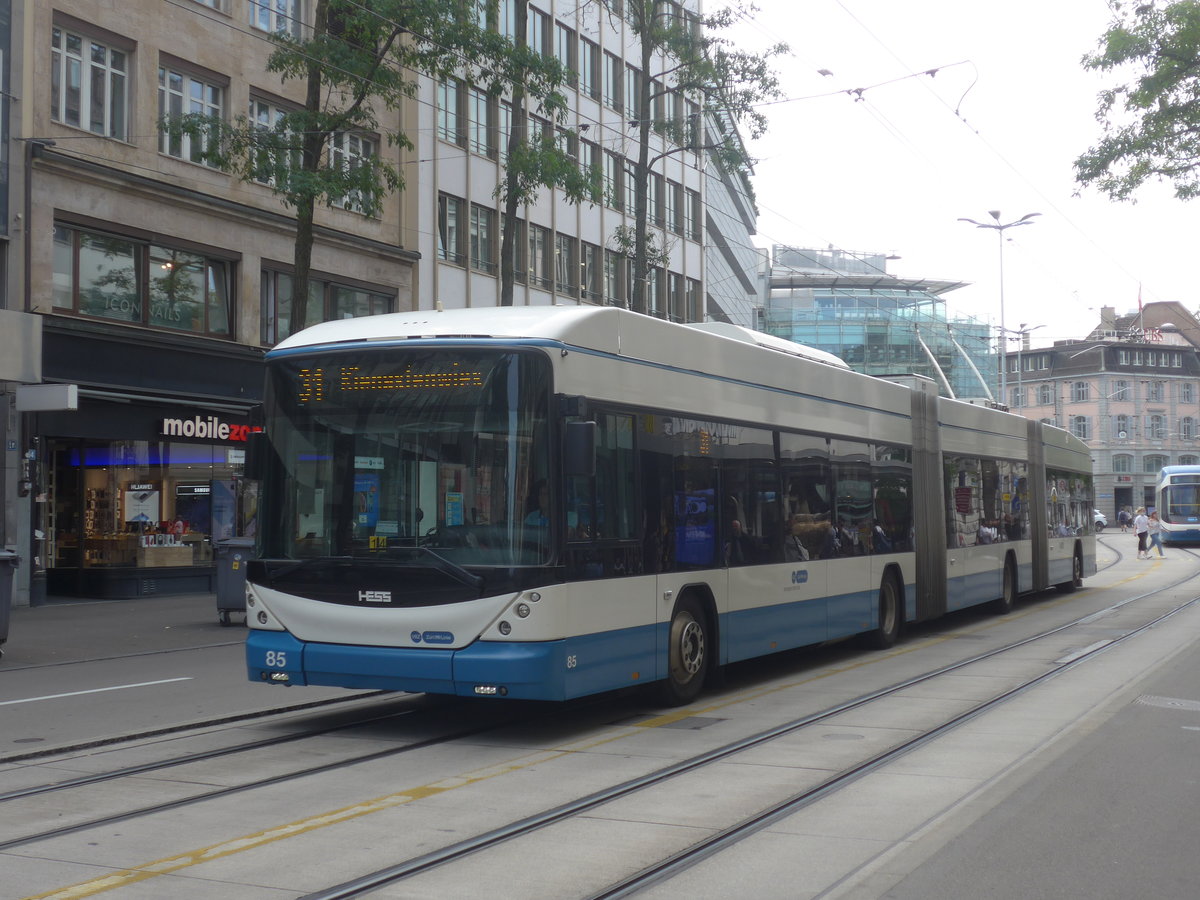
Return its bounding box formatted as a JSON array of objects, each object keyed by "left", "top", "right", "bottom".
[
  {"left": 500, "top": 1, "right": 530, "bottom": 308},
  {"left": 631, "top": 8, "right": 655, "bottom": 316},
  {"left": 292, "top": 0, "right": 329, "bottom": 331}
]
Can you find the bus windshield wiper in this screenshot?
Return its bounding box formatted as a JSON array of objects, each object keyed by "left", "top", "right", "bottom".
[
  {"left": 265, "top": 556, "right": 353, "bottom": 582},
  {"left": 406, "top": 546, "right": 485, "bottom": 590}
]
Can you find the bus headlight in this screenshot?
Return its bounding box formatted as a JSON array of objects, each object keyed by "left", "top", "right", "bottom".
[
  {"left": 515, "top": 602, "right": 531, "bottom": 618},
  {"left": 498, "top": 620, "right": 512, "bottom": 635}
]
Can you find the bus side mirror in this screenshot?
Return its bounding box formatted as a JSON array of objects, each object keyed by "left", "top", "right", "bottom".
[
  {"left": 564, "top": 421, "right": 596, "bottom": 477},
  {"left": 245, "top": 429, "right": 268, "bottom": 481}
]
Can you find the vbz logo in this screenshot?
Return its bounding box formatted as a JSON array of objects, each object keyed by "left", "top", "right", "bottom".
[{"left": 791, "top": 570, "right": 808, "bottom": 585}]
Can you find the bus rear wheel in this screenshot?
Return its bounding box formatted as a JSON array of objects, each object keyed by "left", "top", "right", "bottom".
[
  {"left": 989, "top": 558, "right": 1017, "bottom": 615},
  {"left": 865, "top": 573, "right": 901, "bottom": 649},
  {"left": 1056, "top": 550, "right": 1083, "bottom": 593},
  {"left": 658, "top": 597, "right": 708, "bottom": 706}
]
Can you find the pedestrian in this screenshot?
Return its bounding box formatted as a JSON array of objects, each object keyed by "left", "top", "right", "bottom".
[
  {"left": 1117, "top": 507, "right": 1131, "bottom": 533},
  {"left": 1133, "top": 506, "right": 1150, "bottom": 559},
  {"left": 1147, "top": 510, "right": 1166, "bottom": 558}
]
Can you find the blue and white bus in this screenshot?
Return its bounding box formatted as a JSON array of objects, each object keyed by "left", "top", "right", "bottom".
[
  {"left": 244, "top": 307, "right": 1096, "bottom": 704},
  {"left": 1156, "top": 465, "right": 1200, "bottom": 544}
]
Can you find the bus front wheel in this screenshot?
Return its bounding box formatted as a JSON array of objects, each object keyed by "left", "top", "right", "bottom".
[{"left": 658, "top": 597, "right": 708, "bottom": 706}]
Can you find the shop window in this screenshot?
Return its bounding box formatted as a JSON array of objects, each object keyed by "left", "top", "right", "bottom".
[
  {"left": 47, "top": 437, "right": 256, "bottom": 579},
  {"left": 53, "top": 223, "right": 233, "bottom": 337},
  {"left": 260, "top": 268, "right": 393, "bottom": 345}
]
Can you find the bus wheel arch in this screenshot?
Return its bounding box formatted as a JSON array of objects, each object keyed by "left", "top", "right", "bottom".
[
  {"left": 865, "top": 565, "right": 903, "bottom": 649},
  {"left": 989, "top": 552, "right": 1018, "bottom": 615},
  {"left": 657, "top": 587, "right": 716, "bottom": 706}
]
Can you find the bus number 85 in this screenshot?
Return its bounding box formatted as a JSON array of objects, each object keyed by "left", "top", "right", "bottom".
[{"left": 265, "top": 651, "right": 288, "bottom": 668}]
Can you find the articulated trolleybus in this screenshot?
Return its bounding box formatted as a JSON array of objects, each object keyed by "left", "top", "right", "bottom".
[
  {"left": 246, "top": 307, "right": 1095, "bottom": 704},
  {"left": 1156, "top": 465, "right": 1200, "bottom": 544}
]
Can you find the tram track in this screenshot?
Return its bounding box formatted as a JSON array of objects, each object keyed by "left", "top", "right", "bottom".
[
  {"left": 8, "top": 549, "right": 1192, "bottom": 899},
  {"left": 282, "top": 562, "right": 1200, "bottom": 898}
]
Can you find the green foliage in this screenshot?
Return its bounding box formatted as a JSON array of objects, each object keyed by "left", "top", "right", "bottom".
[
  {"left": 1077, "top": 0, "right": 1200, "bottom": 200},
  {"left": 593, "top": 0, "right": 785, "bottom": 315}
]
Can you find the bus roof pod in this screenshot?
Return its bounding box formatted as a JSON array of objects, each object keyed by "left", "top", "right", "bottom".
[{"left": 686, "top": 322, "right": 852, "bottom": 369}]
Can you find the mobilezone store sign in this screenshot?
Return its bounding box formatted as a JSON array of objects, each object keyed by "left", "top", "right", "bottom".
[{"left": 161, "top": 415, "right": 261, "bottom": 442}]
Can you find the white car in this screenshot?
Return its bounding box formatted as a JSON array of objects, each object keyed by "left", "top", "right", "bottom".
[{"left": 1094, "top": 510, "right": 1108, "bottom": 532}]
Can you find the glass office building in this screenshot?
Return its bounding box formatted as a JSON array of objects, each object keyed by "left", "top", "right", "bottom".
[{"left": 761, "top": 247, "right": 995, "bottom": 400}]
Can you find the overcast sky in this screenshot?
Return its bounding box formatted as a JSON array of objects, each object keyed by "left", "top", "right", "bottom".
[{"left": 723, "top": 0, "right": 1193, "bottom": 349}]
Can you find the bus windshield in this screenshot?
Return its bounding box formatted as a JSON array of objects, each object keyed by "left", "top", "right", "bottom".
[
  {"left": 258, "top": 348, "right": 552, "bottom": 567},
  {"left": 1164, "top": 478, "right": 1200, "bottom": 523}
]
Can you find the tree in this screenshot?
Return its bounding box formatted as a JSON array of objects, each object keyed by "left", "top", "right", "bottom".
[
  {"left": 1076, "top": 0, "right": 1200, "bottom": 201},
  {"left": 492, "top": 2, "right": 603, "bottom": 306},
  {"left": 167, "top": 1, "right": 526, "bottom": 329},
  {"left": 593, "top": 0, "right": 785, "bottom": 316}
]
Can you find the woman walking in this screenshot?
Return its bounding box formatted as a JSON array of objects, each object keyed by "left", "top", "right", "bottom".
[
  {"left": 1134, "top": 507, "right": 1150, "bottom": 559},
  {"left": 1147, "top": 510, "right": 1166, "bottom": 558}
]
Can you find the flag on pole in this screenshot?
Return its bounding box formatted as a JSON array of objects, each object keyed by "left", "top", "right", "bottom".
[{"left": 1138, "top": 284, "right": 1143, "bottom": 312}]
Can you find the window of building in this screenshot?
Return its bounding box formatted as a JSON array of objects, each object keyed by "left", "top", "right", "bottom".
[
  {"left": 555, "top": 23, "right": 576, "bottom": 84},
  {"left": 625, "top": 65, "right": 641, "bottom": 119},
  {"left": 1182, "top": 417, "right": 1196, "bottom": 440},
  {"left": 1115, "top": 414, "right": 1131, "bottom": 438},
  {"left": 1071, "top": 416, "right": 1091, "bottom": 440},
  {"left": 1181, "top": 455, "right": 1200, "bottom": 466},
  {"left": 248, "top": 98, "right": 300, "bottom": 185},
  {"left": 650, "top": 173, "right": 665, "bottom": 226},
  {"left": 1148, "top": 414, "right": 1167, "bottom": 440},
  {"left": 580, "top": 39, "right": 600, "bottom": 99},
  {"left": 1111, "top": 379, "right": 1130, "bottom": 401},
  {"left": 581, "top": 242, "right": 601, "bottom": 302},
  {"left": 54, "top": 223, "right": 233, "bottom": 337},
  {"left": 52, "top": 27, "right": 129, "bottom": 140},
  {"left": 1144, "top": 454, "right": 1168, "bottom": 474},
  {"left": 328, "top": 131, "right": 377, "bottom": 214},
  {"left": 438, "top": 78, "right": 466, "bottom": 146},
  {"left": 1182, "top": 382, "right": 1195, "bottom": 403},
  {"left": 1071, "top": 381, "right": 1090, "bottom": 402},
  {"left": 686, "top": 278, "right": 702, "bottom": 322},
  {"left": 668, "top": 272, "right": 684, "bottom": 322},
  {"left": 529, "top": 224, "right": 552, "bottom": 288},
  {"left": 438, "top": 193, "right": 466, "bottom": 265},
  {"left": 499, "top": 101, "right": 512, "bottom": 164},
  {"left": 604, "top": 152, "right": 624, "bottom": 211},
  {"left": 1113, "top": 454, "right": 1133, "bottom": 473},
  {"left": 666, "top": 180, "right": 683, "bottom": 234},
  {"left": 250, "top": 0, "right": 302, "bottom": 37},
  {"left": 528, "top": 6, "right": 550, "bottom": 55},
  {"left": 469, "top": 204, "right": 496, "bottom": 274},
  {"left": 605, "top": 250, "right": 625, "bottom": 307},
  {"left": 498, "top": 0, "right": 517, "bottom": 38},
  {"left": 468, "top": 87, "right": 496, "bottom": 158},
  {"left": 579, "top": 139, "right": 599, "bottom": 182},
  {"left": 1038, "top": 383, "right": 1054, "bottom": 405},
  {"left": 603, "top": 52, "right": 622, "bottom": 111},
  {"left": 260, "top": 269, "right": 393, "bottom": 345},
  {"left": 1148, "top": 381, "right": 1165, "bottom": 402},
  {"left": 554, "top": 233, "right": 577, "bottom": 296},
  {"left": 158, "top": 64, "right": 224, "bottom": 166},
  {"left": 685, "top": 189, "right": 702, "bottom": 241},
  {"left": 1010, "top": 386, "right": 1026, "bottom": 409},
  {"left": 647, "top": 266, "right": 663, "bottom": 316}
]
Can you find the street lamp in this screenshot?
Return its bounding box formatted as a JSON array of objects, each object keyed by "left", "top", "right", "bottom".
[{"left": 958, "top": 210, "right": 1041, "bottom": 400}]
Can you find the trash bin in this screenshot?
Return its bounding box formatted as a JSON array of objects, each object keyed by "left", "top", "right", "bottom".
[
  {"left": 0, "top": 549, "right": 19, "bottom": 657},
  {"left": 215, "top": 537, "right": 255, "bottom": 626}
]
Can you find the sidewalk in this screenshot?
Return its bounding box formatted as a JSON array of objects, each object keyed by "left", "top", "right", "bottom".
[{"left": 1, "top": 593, "right": 242, "bottom": 669}]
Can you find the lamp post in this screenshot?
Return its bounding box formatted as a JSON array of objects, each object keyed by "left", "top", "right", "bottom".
[{"left": 958, "top": 210, "right": 1041, "bottom": 400}]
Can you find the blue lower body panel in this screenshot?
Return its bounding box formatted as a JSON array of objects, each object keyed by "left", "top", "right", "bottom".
[{"left": 247, "top": 624, "right": 657, "bottom": 702}]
